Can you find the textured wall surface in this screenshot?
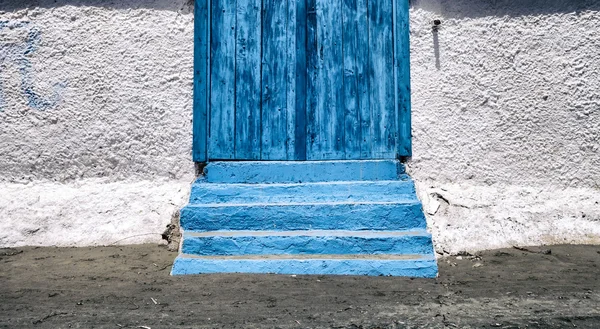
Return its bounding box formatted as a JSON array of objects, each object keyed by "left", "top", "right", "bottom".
[
  {"left": 0, "top": 0, "right": 196, "bottom": 247},
  {"left": 0, "top": 0, "right": 194, "bottom": 182},
  {"left": 0, "top": 0, "right": 598, "bottom": 250},
  {"left": 408, "top": 0, "right": 600, "bottom": 253}
]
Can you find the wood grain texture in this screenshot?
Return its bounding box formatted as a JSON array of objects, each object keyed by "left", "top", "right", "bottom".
[
  {"left": 201, "top": 0, "right": 410, "bottom": 161},
  {"left": 342, "top": 0, "right": 360, "bottom": 159},
  {"left": 294, "top": 0, "right": 308, "bottom": 161},
  {"left": 356, "top": 0, "right": 372, "bottom": 159},
  {"left": 306, "top": 0, "right": 319, "bottom": 159},
  {"left": 261, "top": 0, "right": 289, "bottom": 160},
  {"left": 309, "top": 0, "right": 344, "bottom": 160},
  {"left": 285, "top": 0, "right": 297, "bottom": 159},
  {"left": 210, "top": 0, "right": 237, "bottom": 159},
  {"left": 234, "top": 0, "right": 262, "bottom": 159},
  {"left": 395, "top": 0, "right": 412, "bottom": 157},
  {"left": 193, "top": 0, "right": 210, "bottom": 162},
  {"left": 368, "top": 0, "right": 396, "bottom": 158}
]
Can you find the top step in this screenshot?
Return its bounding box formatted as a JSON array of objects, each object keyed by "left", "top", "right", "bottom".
[{"left": 203, "top": 160, "right": 405, "bottom": 184}]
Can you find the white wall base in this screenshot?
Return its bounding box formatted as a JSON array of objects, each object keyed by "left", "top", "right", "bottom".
[
  {"left": 415, "top": 181, "right": 600, "bottom": 254},
  {"left": 0, "top": 178, "right": 190, "bottom": 247}
]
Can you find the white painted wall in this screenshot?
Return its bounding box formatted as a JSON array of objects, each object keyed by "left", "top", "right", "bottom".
[
  {"left": 408, "top": 0, "right": 600, "bottom": 253},
  {"left": 1, "top": 0, "right": 598, "bottom": 251},
  {"left": 0, "top": 0, "right": 196, "bottom": 247}
]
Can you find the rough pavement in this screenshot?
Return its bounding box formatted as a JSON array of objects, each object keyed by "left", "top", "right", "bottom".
[{"left": 1, "top": 244, "right": 599, "bottom": 328}]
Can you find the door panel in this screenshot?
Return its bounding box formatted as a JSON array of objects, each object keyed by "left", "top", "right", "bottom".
[
  {"left": 306, "top": 0, "right": 345, "bottom": 160},
  {"left": 261, "top": 0, "right": 290, "bottom": 160},
  {"left": 234, "top": 0, "right": 262, "bottom": 160},
  {"left": 201, "top": 0, "right": 408, "bottom": 161},
  {"left": 209, "top": 0, "right": 236, "bottom": 159},
  {"left": 368, "top": 0, "right": 396, "bottom": 158}
]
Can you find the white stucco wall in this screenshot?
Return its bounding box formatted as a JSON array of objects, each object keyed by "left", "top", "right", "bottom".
[
  {"left": 0, "top": 0, "right": 196, "bottom": 246},
  {"left": 409, "top": 0, "right": 600, "bottom": 253},
  {"left": 1, "top": 0, "right": 598, "bottom": 251}
]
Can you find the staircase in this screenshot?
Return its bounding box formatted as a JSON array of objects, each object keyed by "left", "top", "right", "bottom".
[{"left": 171, "top": 160, "right": 438, "bottom": 277}]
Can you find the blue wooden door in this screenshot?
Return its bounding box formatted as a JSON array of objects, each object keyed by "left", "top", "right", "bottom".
[{"left": 192, "top": 0, "right": 411, "bottom": 162}]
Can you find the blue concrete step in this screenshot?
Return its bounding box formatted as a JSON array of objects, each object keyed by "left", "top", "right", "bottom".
[
  {"left": 189, "top": 180, "right": 417, "bottom": 205},
  {"left": 204, "top": 160, "right": 405, "bottom": 184},
  {"left": 181, "top": 230, "right": 434, "bottom": 256},
  {"left": 171, "top": 254, "right": 438, "bottom": 277},
  {"left": 180, "top": 201, "right": 427, "bottom": 232},
  {"left": 174, "top": 160, "right": 437, "bottom": 277}
]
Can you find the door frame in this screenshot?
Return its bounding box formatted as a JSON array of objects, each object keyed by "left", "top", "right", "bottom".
[{"left": 192, "top": 0, "right": 412, "bottom": 162}]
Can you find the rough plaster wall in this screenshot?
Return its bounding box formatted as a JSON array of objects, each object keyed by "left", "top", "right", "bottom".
[
  {"left": 0, "top": 0, "right": 195, "bottom": 247},
  {"left": 1, "top": 0, "right": 599, "bottom": 250},
  {"left": 409, "top": 0, "right": 600, "bottom": 253},
  {"left": 0, "top": 179, "right": 188, "bottom": 246},
  {"left": 0, "top": 0, "right": 194, "bottom": 182}
]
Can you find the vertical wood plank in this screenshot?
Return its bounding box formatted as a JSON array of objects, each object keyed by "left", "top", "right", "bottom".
[
  {"left": 261, "top": 0, "right": 288, "bottom": 160},
  {"left": 306, "top": 0, "right": 319, "bottom": 160},
  {"left": 395, "top": 0, "right": 412, "bottom": 157},
  {"left": 328, "top": 0, "right": 345, "bottom": 159},
  {"left": 356, "top": 0, "right": 371, "bottom": 159},
  {"left": 285, "top": 0, "right": 297, "bottom": 160},
  {"left": 193, "top": 0, "right": 209, "bottom": 162},
  {"left": 209, "top": 0, "right": 237, "bottom": 159},
  {"left": 235, "top": 0, "right": 262, "bottom": 159},
  {"left": 341, "top": 0, "right": 360, "bottom": 159},
  {"left": 294, "top": 0, "right": 308, "bottom": 161},
  {"left": 368, "top": 0, "right": 396, "bottom": 158},
  {"left": 310, "top": 0, "right": 344, "bottom": 160}
]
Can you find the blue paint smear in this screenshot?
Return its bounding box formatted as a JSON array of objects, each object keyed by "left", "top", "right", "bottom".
[{"left": 0, "top": 21, "right": 66, "bottom": 112}]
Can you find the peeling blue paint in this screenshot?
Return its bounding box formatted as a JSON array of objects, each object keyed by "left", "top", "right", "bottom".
[{"left": 0, "top": 21, "right": 65, "bottom": 112}]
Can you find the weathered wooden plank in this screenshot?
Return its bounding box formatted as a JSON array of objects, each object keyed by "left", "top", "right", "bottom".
[
  {"left": 394, "top": 0, "right": 412, "bottom": 157},
  {"left": 294, "top": 0, "right": 308, "bottom": 161},
  {"left": 368, "top": 0, "right": 396, "bottom": 158},
  {"left": 310, "top": 0, "right": 344, "bottom": 160},
  {"left": 209, "top": 0, "right": 237, "bottom": 159},
  {"left": 235, "top": 0, "right": 262, "bottom": 159},
  {"left": 341, "top": 0, "right": 360, "bottom": 159},
  {"left": 261, "top": 0, "right": 288, "bottom": 160},
  {"left": 327, "top": 0, "right": 345, "bottom": 159},
  {"left": 285, "top": 0, "right": 297, "bottom": 160},
  {"left": 355, "top": 0, "right": 371, "bottom": 159},
  {"left": 192, "top": 0, "right": 210, "bottom": 162},
  {"left": 306, "top": 0, "right": 319, "bottom": 160}
]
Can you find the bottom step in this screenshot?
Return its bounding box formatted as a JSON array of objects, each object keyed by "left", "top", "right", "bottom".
[{"left": 171, "top": 254, "right": 438, "bottom": 277}]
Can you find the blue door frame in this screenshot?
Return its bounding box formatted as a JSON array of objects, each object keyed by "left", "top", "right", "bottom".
[{"left": 192, "top": 0, "right": 412, "bottom": 162}]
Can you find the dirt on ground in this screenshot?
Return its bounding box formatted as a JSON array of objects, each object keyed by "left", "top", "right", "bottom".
[{"left": 1, "top": 244, "right": 599, "bottom": 329}]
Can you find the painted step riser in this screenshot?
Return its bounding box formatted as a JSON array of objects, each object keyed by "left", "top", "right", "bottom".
[
  {"left": 189, "top": 181, "right": 416, "bottom": 204},
  {"left": 171, "top": 257, "right": 438, "bottom": 277},
  {"left": 182, "top": 235, "right": 434, "bottom": 256},
  {"left": 181, "top": 203, "right": 427, "bottom": 231},
  {"left": 205, "top": 160, "right": 405, "bottom": 184}
]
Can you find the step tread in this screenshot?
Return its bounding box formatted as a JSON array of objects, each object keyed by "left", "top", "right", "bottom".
[
  {"left": 192, "top": 180, "right": 413, "bottom": 187},
  {"left": 181, "top": 202, "right": 427, "bottom": 231},
  {"left": 204, "top": 160, "right": 405, "bottom": 184},
  {"left": 184, "top": 200, "right": 420, "bottom": 208},
  {"left": 171, "top": 254, "right": 438, "bottom": 277},
  {"left": 184, "top": 230, "right": 430, "bottom": 238},
  {"left": 181, "top": 230, "right": 434, "bottom": 256},
  {"left": 176, "top": 253, "right": 434, "bottom": 260},
  {"left": 189, "top": 180, "right": 417, "bottom": 204}
]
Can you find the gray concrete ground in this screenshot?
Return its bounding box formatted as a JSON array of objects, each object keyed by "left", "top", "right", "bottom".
[{"left": 1, "top": 244, "right": 599, "bottom": 328}]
